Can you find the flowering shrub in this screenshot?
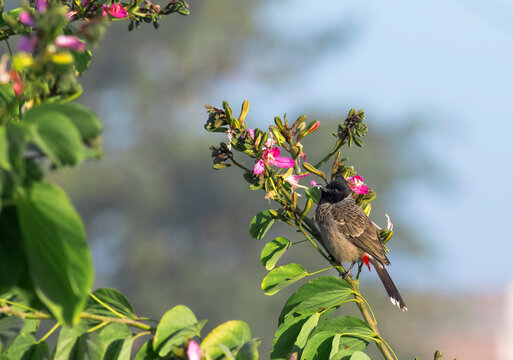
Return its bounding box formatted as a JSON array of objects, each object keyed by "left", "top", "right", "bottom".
[
  {"left": 0, "top": 2, "right": 262, "bottom": 359},
  {"left": 0, "top": 1, "right": 444, "bottom": 360}
]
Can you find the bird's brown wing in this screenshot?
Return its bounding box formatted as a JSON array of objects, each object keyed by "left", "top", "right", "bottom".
[{"left": 329, "top": 196, "right": 389, "bottom": 265}]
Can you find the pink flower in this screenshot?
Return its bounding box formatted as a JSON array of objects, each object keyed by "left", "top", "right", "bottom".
[
  {"left": 284, "top": 173, "right": 310, "bottom": 189},
  {"left": 310, "top": 179, "right": 318, "bottom": 187},
  {"left": 345, "top": 174, "right": 369, "bottom": 195},
  {"left": 19, "top": 12, "right": 35, "bottom": 27},
  {"left": 54, "top": 35, "right": 86, "bottom": 51},
  {"left": 187, "top": 340, "right": 201, "bottom": 360},
  {"left": 102, "top": 3, "right": 128, "bottom": 18},
  {"left": 253, "top": 147, "right": 295, "bottom": 175}
]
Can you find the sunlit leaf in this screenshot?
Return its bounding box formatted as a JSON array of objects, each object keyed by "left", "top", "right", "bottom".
[
  {"left": 279, "top": 276, "right": 353, "bottom": 323},
  {"left": 201, "top": 320, "right": 251, "bottom": 360},
  {"left": 249, "top": 210, "right": 275, "bottom": 240},
  {"left": 261, "top": 264, "right": 308, "bottom": 296},
  {"left": 260, "top": 237, "right": 291, "bottom": 270}
]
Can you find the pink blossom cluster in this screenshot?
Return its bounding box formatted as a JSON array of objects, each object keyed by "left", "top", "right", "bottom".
[{"left": 345, "top": 174, "right": 369, "bottom": 195}]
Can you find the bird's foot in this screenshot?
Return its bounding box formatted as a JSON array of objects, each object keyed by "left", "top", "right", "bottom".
[{"left": 341, "top": 270, "right": 352, "bottom": 280}]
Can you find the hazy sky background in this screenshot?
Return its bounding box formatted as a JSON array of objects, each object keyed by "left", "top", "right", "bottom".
[{"left": 206, "top": 0, "right": 513, "bottom": 292}]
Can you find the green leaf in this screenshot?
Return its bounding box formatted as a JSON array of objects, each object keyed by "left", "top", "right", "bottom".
[
  {"left": 294, "top": 313, "right": 320, "bottom": 349},
  {"left": 6, "top": 124, "right": 26, "bottom": 176},
  {"left": 86, "top": 288, "right": 136, "bottom": 319},
  {"left": 0, "top": 316, "right": 24, "bottom": 350},
  {"left": 201, "top": 320, "right": 251, "bottom": 360},
  {"left": 279, "top": 276, "right": 353, "bottom": 323},
  {"left": 270, "top": 314, "right": 310, "bottom": 359},
  {"left": 55, "top": 324, "right": 104, "bottom": 360},
  {"left": 314, "top": 316, "right": 373, "bottom": 335},
  {"left": 0, "top": 207, "right": 26, "bottom": 293},
  {"left": 22, "top": 104, "right": 85, "bottom": 166},
  {"left": 154, "top": 305, "right": 197, "bottom": 350},
  {"left": 249, "top": 210, "right": 275, "bottom": 240},
  {"left": 20, "top": 342, "right": 50, "bottom": 360},
  {"left": 73, "top": 50, "right": 92, "bottom": 76},
  {"left": 262, "top": 264, "right": 308, "bottom": 296},
  {"left": 133, "top": 340, "right": 158, "bottom": 360},
  {"left": 329, "top": 334, "right": 341, "bottom": 360},
  {"left": 16, "top": 182, "right": 94, "bottom": 325},
  {"left": 300, "top": 331, "right": 336, "bottom": 360},
  {"left": 100, "top": 323, "right": 133, "bottom": 360},
  {"left": 54, "top": 322, "right": 89, "bottom": 359},
  {"left": 261, "top": 237, "right": 291, "bottom": 270},
  {"left": 48, "top": 103, "right": 102, "bottom": 141},
  {"left": 235, "top": 339, "right": 261, "bottom": 360},
  {"left": 305, "top": 187, "right": 321, "bottom": 204},
  {"left": 313, "top": 317, "right": 374, "bottom": 356},
  {"left": 349, "top": 351, "right": 371, "bottom": 360},
  {"left": 158, "top": 321, "right": 206, "bottom": 357},
  {"left": 2, "top": 331, "right": 37, "bottom": 359},
  {"left": 0, "top": 127, "right": 11, "bottom": 170},
  {"left": 70, "top": 332, "right": 103, "bottom": 360}
]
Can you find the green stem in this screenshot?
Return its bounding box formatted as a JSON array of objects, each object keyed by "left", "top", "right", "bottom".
[
  {"left": 5, "top": 39, "right": 12, "bottom": 58},
  {"left": 0, "top": 298, "right": 40, "bottom": 313},
  {"left": 39, "top": 323, "right": 60, "bottom": 343},
  {"left": 314, "top": 140, "right": 344, "bottom": 168},
  {"left": 81, "top": 313, "right": 154, "bottom": 331},
  {"left": 0, "top": 305, "right": 154, "bottom": 332},
  {"left": 298, "top": 226, "right": 331, "bottom": 262},
  {"left": 347, "top": 279, "right": 395, "bottom": 360},
  {"left": 229, "top": 154, "right": 250, "bottom": 172},
  {"left": 307, "top": 266, "right": 334, "bottom": 276}
]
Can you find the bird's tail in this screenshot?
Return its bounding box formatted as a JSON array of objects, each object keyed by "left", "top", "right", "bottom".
[{"left": 370, "top": 258, "right": 407, "bottom": 311}]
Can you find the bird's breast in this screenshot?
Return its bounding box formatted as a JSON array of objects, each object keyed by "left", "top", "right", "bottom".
[{"left": 316, "top": 203, "right": 363, "bottom": 263}]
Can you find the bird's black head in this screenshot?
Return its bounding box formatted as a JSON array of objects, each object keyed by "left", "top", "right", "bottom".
[{"left": 319, "top": 177, "right": 353, "bottom": 204}]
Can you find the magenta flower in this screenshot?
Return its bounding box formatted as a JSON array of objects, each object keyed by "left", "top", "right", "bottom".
[
  {"left": 345, "top": 174, "right": 369, "bottom": 195},
  {"left": 310, "top": 179, "right": 319, "bottom": 187},
  {"left": 253, "top": 147, "right": 295, "bottom": 175},
  {"left": 19, "top": 12, "right": 35, "bottom": 27},
  {"left": 284, "top": 173, "right": 310, "bottom": 189},
  {"left": 102, "top": 3, "right": 128, "bottom": 18},
  {"left": 55, "top": 35, "right": 86, "bottom": 52},
  {"left": 187, "top": 340, "right": 201, "bottom": 360}
]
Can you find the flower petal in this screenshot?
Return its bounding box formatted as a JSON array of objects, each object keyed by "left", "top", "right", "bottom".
[
  {"left": 274, "top": 156, "right": 295, "bottom": 169},
  {"left": 187, "top": 340, "right": 201, "bottom": 360},
  {"left": 269, "top": 147, "right": 281, "bottom": 157},
  {"left": 55, "top": 35, "right": 86, "bottom": 51},
  {"left": 253, "top": 159, "right": 265, "bottom": 174}
]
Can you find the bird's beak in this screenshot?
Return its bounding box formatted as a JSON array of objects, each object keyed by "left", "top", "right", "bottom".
[{"left": 317, "top": 184, "right": 327, "bottom": 192}]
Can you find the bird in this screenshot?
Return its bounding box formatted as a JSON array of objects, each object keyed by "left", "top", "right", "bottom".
[{"left": 316, "top": 176, "right": 407, "bottom": 311}]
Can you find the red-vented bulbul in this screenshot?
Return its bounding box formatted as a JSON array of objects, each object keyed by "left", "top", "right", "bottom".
[{"left": 316, "top": 177, "right": 407, "bottom": 311}]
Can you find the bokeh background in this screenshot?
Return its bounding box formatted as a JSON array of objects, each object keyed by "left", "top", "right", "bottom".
[{"left": 50, "top": 1, "right": 513, "bottom": 358}]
